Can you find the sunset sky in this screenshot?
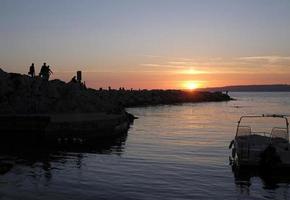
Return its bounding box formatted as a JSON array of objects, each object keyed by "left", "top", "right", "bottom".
[{"left": 1, "top": 0, "right": 290, "bottom": 89}]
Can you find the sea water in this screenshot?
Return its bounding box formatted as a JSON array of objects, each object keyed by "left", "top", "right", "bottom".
[{"left": 0, "top": 92, "right": 290, "bottom": 200}]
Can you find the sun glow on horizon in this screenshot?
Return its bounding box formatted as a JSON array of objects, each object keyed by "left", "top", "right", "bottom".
[{"left": 183, "top": 81, "right": 200, "bottom": 90}]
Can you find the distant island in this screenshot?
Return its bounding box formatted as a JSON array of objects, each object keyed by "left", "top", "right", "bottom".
[{"left": 200, "top": 84, "right": 290, "bottom": 92}]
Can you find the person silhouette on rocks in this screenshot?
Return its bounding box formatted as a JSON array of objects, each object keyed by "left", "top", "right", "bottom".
[
  {"left": 39, "top": 63, "right": 46, "bottom": 78},
  {"left": 46, "top": 65, "right": 53, "bottom": 80},
  {"left": 39, "top": 63, "right": 53, "bottom": 81},
  {"left": 28, "top": 63, "right": 35, "bottom": 78}
]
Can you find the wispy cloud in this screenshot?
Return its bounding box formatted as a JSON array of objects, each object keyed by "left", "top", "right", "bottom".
[
  {"left": 140, "top": 63, "right": 163, "bottom": 67},
  {"left": 237, "top": 56, "right": 290, "bottom": 69},
  {"left": 238, "top": 56, "right": 290, "bottom": 62},
  {"left": 139, "top": 55, "right": 290, "bottom": 75},
  {"left": 140, "top": 63, "right": 188, "bottom": 70}
]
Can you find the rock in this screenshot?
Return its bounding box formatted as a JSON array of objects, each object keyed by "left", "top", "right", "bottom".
[
  {"left": 0, "top": 68, "right": 231, "bottom": 114},
  {"left": 0, "top": 69, "right": 122, "bottom": 115}
]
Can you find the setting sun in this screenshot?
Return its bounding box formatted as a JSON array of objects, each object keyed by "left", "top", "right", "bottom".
[{"left": 184, "top": 81, "right": 200, "bottom": 90}]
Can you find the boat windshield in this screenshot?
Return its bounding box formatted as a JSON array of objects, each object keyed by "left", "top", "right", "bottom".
[{"left": 236, "top": 116, "right": 289, "bottom": 141}]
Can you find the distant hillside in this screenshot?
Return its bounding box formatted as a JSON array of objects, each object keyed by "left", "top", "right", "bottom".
[{"left": 200, "top": 84, "right": 290, "bottom": 92}]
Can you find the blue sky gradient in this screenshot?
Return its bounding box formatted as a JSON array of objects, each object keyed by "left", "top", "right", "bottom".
[{"left": 1, "top": 0, "right": 290, "bottom": 88}]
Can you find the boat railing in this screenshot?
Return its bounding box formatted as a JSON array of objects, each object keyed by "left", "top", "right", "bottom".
[
  {"left": 236, "top": 115, "right": 289, "bottom": 136},
  {"left": 235, "top": 115, "right": 289, "bottom": 150}
]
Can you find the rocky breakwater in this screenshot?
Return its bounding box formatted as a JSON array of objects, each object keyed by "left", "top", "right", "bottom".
[
  {"left": 0, "top": 68, "right": 232, "bottom": 144},
  {"left": 95, "top": 89, "right": 232, "bottom": 107},
  {"left": 0, "top": 69, "right": 133, "bottom": 144}
]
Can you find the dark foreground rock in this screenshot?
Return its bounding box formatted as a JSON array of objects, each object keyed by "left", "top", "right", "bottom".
[
  {"left": 0, "top": 68, "right": 231, "bottom": 113},
  {"left": 0, "top": 69, "right": 132, "bottom": 140},
  {"left": 0, "top": 68, "right": 231, "bottom": 142},
  {"left": 0, "top": 69, "right": 122, "bottom": 114}
]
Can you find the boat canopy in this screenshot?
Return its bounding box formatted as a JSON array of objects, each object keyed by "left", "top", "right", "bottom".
[{"left": 235, "top": 115, "right": 289, "bottom": 141}]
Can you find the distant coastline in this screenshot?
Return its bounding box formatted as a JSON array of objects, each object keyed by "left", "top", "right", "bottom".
[{"left": 200, "top": 84, "right": 290, "bottom": 92}]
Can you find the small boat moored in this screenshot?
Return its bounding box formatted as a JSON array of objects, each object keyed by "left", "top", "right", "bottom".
[{"left": 229, "top": 114, "right": 290, "bottom": 168}]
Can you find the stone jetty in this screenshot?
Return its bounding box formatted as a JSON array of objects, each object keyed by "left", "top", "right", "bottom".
[
  {"left": 97, "top": 88, "right": 232, "bottom": 107},
  {"left": 0, "top": 68, "right": 231, "bottom": 143}
]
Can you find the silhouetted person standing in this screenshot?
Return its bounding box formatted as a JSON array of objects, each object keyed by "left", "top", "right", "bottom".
[
  {"left": 28, "top": 63, "right": 35, "bottom": 77},
  {"left": 39, "top": 63, "right": 47, "bottom": 78},
  {"left": 39, "top": 63, "right": 53, "bottom": 81},
  {"left": 46, "top": 65, "right": 53, "bottom": 80}
]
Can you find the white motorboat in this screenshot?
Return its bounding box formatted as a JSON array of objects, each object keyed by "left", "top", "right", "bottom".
[{"left": 229, "top": 115, "right": 290, "bottom": 168}]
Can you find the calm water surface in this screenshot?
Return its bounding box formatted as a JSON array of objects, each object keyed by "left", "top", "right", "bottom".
[{"left": 1, "top": 92, "right": 290, "bottom": 200}]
